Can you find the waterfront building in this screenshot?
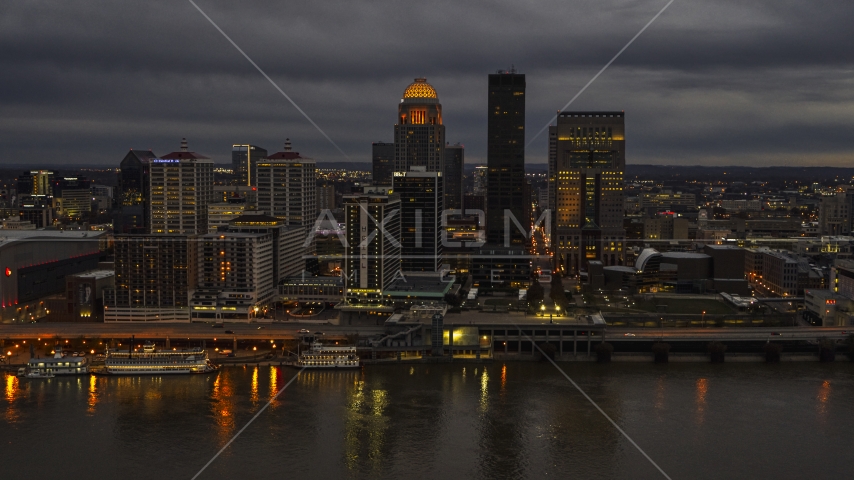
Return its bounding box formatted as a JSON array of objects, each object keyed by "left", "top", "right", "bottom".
[
  {"left": 115, "top": 149, "right": 156, "bottom": 234},
  {"left": 393, "top": 167, "right": 444, "bottom": 272},
  {"left": 149, "top": 139, "right": 215, "bottom": 235},
  {"left": 486, "top": 70, "right": 527, "bottom": 246},
  {"left": 43, "top": 269, "right": 114, "bottom": 322},
  {"left": 279, "top": 273, "right": 344, "bottom": 304},
  {"left": 232, "top": 144, "right": 268, "bottom": 186},
  {"left": 444, "top": 143, "right": 464, "bottom": 211},
  {"left": 191, "top": 232, "right": 275, "bottom": 321},
  {"left": 394, "top": 78, "right": 445, "bottom": 174},
  {"left": 549, "top": 111, "right": 626, "bottom": 273},
  {"left": 106, "top": 235, "right": 196, "bottom": 322},
  {"left": 372, "top": 142, "right": 395, "bottom": 186},
  {"left": 0, "top": 230, "right": 104, "bottom": 323},
  {"left": 339, "top": 186, "right": 400, "bottom": 324}
]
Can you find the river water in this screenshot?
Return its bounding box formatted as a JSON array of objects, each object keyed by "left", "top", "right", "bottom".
[{"left": 3, "top": 362, "right": 854, "bottom": 479}]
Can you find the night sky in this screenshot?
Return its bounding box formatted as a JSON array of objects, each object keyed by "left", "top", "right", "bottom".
[{"left": 2, "top": 0, "right": 853, "bottom": 166}]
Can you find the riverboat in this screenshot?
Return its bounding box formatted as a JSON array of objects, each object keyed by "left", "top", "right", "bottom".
[
  {"left": 102, "top": 342, "right": 217, "bottom": 375},
  {"left": 25, "top": 350, "right": 89, "bottom": 377},
  {"left": 297, "top": 341, "right": 360, "bottom": 369}
]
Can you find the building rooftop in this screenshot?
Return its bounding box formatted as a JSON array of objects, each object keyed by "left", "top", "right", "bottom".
[
  {"left": 403, "top": 78, "right": 438, "bottom": 99},
  {"left": 384, "top": 275, "right": 453, "bottom": 298},
  {"left": 229, "top": 214, "right": 283, "bottom": 225},
  {"left": 158, "top": 151, "right": 210, "bottom": 160},
  {"left": 71, "top": 269, "right": 114, "bottom": 280}
]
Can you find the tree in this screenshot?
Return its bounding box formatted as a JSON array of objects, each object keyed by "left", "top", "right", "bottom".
[
  {"left": 549, "top": 273, "right": 568, "bottom": 307},
  {"left": 528, "top": 279, "right": 544, "bottom": 305}
]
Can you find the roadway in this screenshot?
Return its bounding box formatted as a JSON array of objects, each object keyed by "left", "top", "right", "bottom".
[
  {"left": 0, "top": 322, "right": 387, "bottom": 341},
  {"left": 605, "top": 326, "right": 851, "bottom": 342},
  {"left": 0, "top": 322, "right": 849, "bottom": 343}
]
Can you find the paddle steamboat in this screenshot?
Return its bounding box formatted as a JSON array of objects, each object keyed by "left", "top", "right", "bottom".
[{"left": 102, "top": 342, "right": 217, "bottom": 375}]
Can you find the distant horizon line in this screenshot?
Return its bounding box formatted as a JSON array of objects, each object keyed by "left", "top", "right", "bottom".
[{"left": 4, "top": 162, "right": 854, "bottom": 170}]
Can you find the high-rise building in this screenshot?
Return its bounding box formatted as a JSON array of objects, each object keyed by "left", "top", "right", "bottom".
[
  {"left": 394, "top": 167, "right": 444, "bottom": 272},
  {"left": 116, "top": 150, "right": 156, "bottom": 234},
  {"left": 444, "top": 143, "right": 464, "bottom": 211},
  {"left": 213, "top": 185, "right": 258, "bottom": 205},
  {"left": 191, "top": 232, "right": 275, "bottom": 321},
  {"left": 486, "top": 71, "right": 527, "bottom": 246},
  {"left": 549, "top": 112, "right": 626, "bottom": 273},
  {"left": 372, "top": 142, "right": 395, "bottom": 186},
  {"left": 255, "top": 139, "right": 317, "bottom": 250},
  {"left": 472, "top": 165, "right": 488, "bottom": 196},
  {"left": 342, "top": 186, "right": 400, "bottom": 310},
  {"left": 232, "top": 144, "right": 268, "bottom": 186},
  {"left": 394, "top": 78, "right": 445, "bottom": 174},
  {"left": 53, "top": 176, "right": 91, "bottom": 220},
  {"left": 207, "top": 203, "right": 249, "bottom": 233},
  {"left": 16, "top": 170, "right": 55, "bottom": 197},
  {"left": 318, "top": 183, "right": 336, "bottom": 212},
  {"left": 227, "top": 214, "right": 304, "bottom": 286},
  {"left": 106, "top": 235, "right": 196, "bottom": 322},
  {"left": 149, "top": 139, "right": 214, "bottom": 235}
]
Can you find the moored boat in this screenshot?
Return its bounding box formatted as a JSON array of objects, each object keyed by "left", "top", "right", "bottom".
[
  {"left": 24, "top": 350, "right": 89, "bottom": 378},
  {"left": 102, "top": 342, "right": 218, "bottom": 375}
]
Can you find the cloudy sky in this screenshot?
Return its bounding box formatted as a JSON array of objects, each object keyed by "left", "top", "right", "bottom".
[{"left": 1, "top": 0, "right": 853, "bottom": 166}]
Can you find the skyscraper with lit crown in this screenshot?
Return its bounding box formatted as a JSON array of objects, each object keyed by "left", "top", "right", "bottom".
[{"left": 394, "top": 78, "right": 445, "bottom": 174}]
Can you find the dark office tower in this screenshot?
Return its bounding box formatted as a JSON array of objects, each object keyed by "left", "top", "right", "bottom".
[
  {"left": 549, "top": 112, "right": 626, "bottom": 274},
  {"left": 232, "top": 144, "right": 268, "bottom": 186},
  {"left": 443, "top": 143, "right": 464, "bottom": 211},
  {"left": 394, "top": 78, "right": 445, "bottom": 173},
  {"left": 393, "top": 167, "right": 444, "bottom": 272},
  {"left": 486, "top": 70, "right": 526, "bottom": 246},
  {"left": 106, "top": 235, "right": 196, "bottom": 321},
  {"left": 372, "top": 142, "right": 395, "bottom": 186},
  {"left": 115, "top": 150, "right": 156, "bottom": 233}
]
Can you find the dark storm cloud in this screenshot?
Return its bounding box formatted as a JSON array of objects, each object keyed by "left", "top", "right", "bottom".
[{"left": 1, "top": 0, "right": 853, "bottom": 166}]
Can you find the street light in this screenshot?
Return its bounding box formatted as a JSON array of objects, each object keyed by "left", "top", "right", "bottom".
[{"left": 702, "top": 310, "right": 706, "bottom": 327}]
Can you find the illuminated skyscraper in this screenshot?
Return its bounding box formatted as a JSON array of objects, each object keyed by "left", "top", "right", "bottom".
[
  {"left": 232, "top": 144, "right": 268, "bottom": 186},
  {"left": 149, "top": 138, "right": 214, "bottom": 235},
  {"left": 549, "top": 112, "right": 626, "bottom": 274},
  {"left": 394, "top": 78, "right": 445, "bottom": 174},
  {"left": 255, "top": 139, "right": 317, "bottom": 251}
]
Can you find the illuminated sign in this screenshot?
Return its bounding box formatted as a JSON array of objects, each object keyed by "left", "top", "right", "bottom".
[{"left": 152, "top": 159, "right": 180, "bottom": 163}]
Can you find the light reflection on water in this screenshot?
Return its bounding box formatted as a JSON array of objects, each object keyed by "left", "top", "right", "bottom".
[
  {"left": 696, "top": 378, "right": 708, "bottom": 425},
  {"left": 3, "top": 364, "right": 854, "bottom": 480},
  {"left": 5, "top": 374, "right": 19, "bottom": 422}
]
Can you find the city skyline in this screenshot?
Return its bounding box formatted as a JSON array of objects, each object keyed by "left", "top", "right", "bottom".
[{"left": 3, "top": 1, "right": 853, "bottom": 167}]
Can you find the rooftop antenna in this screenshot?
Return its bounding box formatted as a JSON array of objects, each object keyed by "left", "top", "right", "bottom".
[
  {"left": 284, "top": 138, "right": 292, "bottom": 152},
  {"left": 180, "top": 138, "right": 188, "bottom": 152}
]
